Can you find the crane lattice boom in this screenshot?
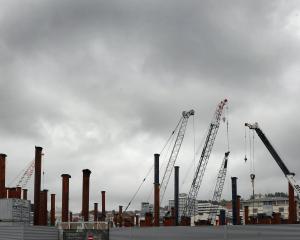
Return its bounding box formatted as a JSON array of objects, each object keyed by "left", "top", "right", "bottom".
[
  {"left": 160, "top": 109, "right": 194, "bottom": 203},
  {"left": 208, "top": 151, "right": 230, "bottom": 225},
  {"left": 182, "top": 99, "right": 228, "bottom": 218},
  {"left": 17, "top": 160, "right": 35, "bottom": 188}
]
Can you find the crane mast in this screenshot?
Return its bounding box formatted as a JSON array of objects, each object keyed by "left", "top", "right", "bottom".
[
  {"left": 182, "top": 99, "right": 228, "bottom": 219},
  {"left": 160, "top": 109, "right": 195, "bottom": 203},
  {"left": 245, "top": 122, "right": 300, "bottom": 195},
  {"left": 208, "top": 151, "right": 230, "bottom": 225}
]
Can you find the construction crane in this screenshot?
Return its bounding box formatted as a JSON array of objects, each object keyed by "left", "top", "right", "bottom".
[
  {"left": 124, "top": 110, "right": 194, "bottom": 212},
  {"left": 160, "top": 109, "right": 195, "bottom": 203},
  {"left": 207, "top": 151, "right": 230, "bottom": 225},
  {"left": 16, "top": 160, "right": 35, "bottom": 188},
  {"left": 182, "top": 99, "right": 228, "bottom": 220},
  {"left": 245, "top": 122, "right": 300, "bottom": 195}
]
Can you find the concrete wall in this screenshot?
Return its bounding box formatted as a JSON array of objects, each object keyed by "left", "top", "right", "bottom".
[
  {"left": 110, "top": 225, "right": 300, "bottom": 240},
  {"left": 0, "top": 225, "right": 58, "bottom": 240}
]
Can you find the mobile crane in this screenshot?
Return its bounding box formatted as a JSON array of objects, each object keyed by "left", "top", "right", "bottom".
[
  {"left": 181, "top": 99, "right": 228, "bottom": 223},
  {"left": 160, "top": 109, "right": 194, "bottom": 203},
  {"left": 208, "top": 151, "right": 230, "bottom": 225},
  {"left": 245, "top": 122, "right": 300, "bottom": 195}
]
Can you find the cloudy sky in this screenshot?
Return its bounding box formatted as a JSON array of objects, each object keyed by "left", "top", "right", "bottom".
[{"left": 1, "top": 0, "right": 300, "bottom": 212}]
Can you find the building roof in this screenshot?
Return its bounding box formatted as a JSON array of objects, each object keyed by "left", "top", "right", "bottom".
[{"left": 241, "top": 196, "right": 298, "bottom": 204}]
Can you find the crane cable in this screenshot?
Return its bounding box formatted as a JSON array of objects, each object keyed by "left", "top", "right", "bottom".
[
  {"left": 193, "top": 114, "right": 196, "bottom": 177},
  {"left": 244, "top": 126, "right": 248, "bottom": 163},
  {"left": 124, "top": 165, "right": 153, "bottom": 212},
  {"left": 160, "top": 117, "right": 183, "bottom": 155},
  {"left": 181, "top": 119, "right": 208, "bottom": 187},
  {"left": 226, "top": 104, "right": 230, "bottom": 152},
  {"left": 246, "top": 128, "right": 256, "bottom": 174},
  {"left": 124, "top": 116, "right": 182, "bottom": 212},
  {"left": 252, "top": 130, "right": 255, "bottom": 174}
]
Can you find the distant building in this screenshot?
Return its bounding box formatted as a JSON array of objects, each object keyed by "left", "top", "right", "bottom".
[
  {"left": 169, "top": 193, "right": 195, "bottom": 219},
  {"left": 140, "top": 202, "right": 153, "bottom": 217},
  {"left": 241, "top": 196, "right": 299, "bottom": 220},
  {"left": 189, "top": 202, "right": 228, "bottom": 225}
]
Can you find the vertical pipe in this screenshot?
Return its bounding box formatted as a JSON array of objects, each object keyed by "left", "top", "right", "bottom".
[
  {"left": 237, "top": 195, "right": 241, "bottom": 225},
  {"left": 94, "top": 203, "right": 98, "bottom": 222},
  {"left": 119, "top": 205, "right": 123, "bottom": 227},
  {"left": 135, "top": 215, "right": 139, "bottom": 226},
  {"left": 61, "top": 174, "right": 71, "bottom": 222},
  {"left": 50, "top": 194, "right": 55, "bottom": 226},
  {"left": 231, "top": 177, "right": 238, "bottom": 225},
  {"left": 101, "top": 191, "right": 106, "bottom": 220},
  {"left": 174, "top": 166, "right": 179, "bottom": 226},
  {"left": 154, "top": 153, "right": 160, "bottom": 226},
  {"left": 16, "top": 187, "right": 22, "bottom": 199},
  {"left": 0, "top": 154, "right": 6, "bottom": 198},
  {"left": 69, "top": 212, "right": 73, "bottom": 222},
  {"left": 9, "top": 188, "right": 17, "bottom": 198},
  {"left": 23, "top": 189, "right": 28, "bottom": 200},
  {"left": 8, "top": 188, "right": 13, "bottom": 198},
  {"left": 244, "top": 206, "right": 249, "bottom": 225},
  {"left": 39, "top": 191, "right": 44, "bottom": 225},
  {"left": 34, "top": 146, "right": 43, "bottom": 225},
  {"left": 294, "top": 200, "right": 298, "bottom": 223},
  {"left": 82, "top": 169, "right": 91, "bottom": 222},
  {"left": 219, "top": 209, "right": 226, "bottom": 225},
  {"left": 42, "top": 189, "right": 48, "bottom": 225},
  {"left": 288, "top": 182, "right": 296, "bottom": 224}
]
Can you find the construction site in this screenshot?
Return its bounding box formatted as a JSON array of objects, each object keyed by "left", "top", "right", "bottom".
[{"left": 0, "top": 99, "right": 300, "bottom": 240}]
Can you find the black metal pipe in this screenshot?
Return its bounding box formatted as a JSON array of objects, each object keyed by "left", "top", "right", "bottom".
[
  {"left": 154, "top": 154, "right": 159, "bottom": 184},
  {"left": 154, "top": 153, "right": 160, "bottom": 226},
  {"left": 174, "top": 166, "right": 179, "bottom": 226},
  {"left": 219, "top": 209, "right": 226, "bottom": 225},
  {"left": 231, "top": 177, "right": 238, "bottom": 225}
]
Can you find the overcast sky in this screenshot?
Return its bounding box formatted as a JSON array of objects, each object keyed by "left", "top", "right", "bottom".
[{"left": 1, "top": 1, "right": 300, "bottom": 213}]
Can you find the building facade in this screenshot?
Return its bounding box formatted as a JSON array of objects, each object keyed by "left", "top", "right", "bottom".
[
  {"left": 140, "top": 202, "right": 153, "bottom": 218},
  {"left": 168, "top": 193, "right": 196, "bottom": 219},
  {"left": 241, "top": 196, "right": 299, "bottom": 220}
]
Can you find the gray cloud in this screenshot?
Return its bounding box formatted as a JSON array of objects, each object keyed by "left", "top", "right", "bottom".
[{"left": 1, "top": 0, "right": 300, "bottom": 212}]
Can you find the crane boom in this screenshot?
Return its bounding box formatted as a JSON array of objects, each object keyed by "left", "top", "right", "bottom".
[
  {"left": 245, "top": 122, "right": 300, "bottom": 195},
  {"left": 182, "top": 99, "right": 228, "bottom": 218},
  {"left": 16, "top": 160, "right": 35, "bottom": 188},
  {"left": 160, "top": 109, "right": 194, "bottom": 203},
  {"left": 208, "top": 151, "right": 230, "bottom": 225}
]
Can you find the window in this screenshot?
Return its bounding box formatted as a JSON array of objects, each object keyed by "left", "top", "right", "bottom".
[{"left": 279, "top": 207, "right": 284, "bottom": 213}]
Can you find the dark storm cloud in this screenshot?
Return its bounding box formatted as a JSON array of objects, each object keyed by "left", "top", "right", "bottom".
[{"left": 1, "top": 0, "right": 300, "bottom": 211}]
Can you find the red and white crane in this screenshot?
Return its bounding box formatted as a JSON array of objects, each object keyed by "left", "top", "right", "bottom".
[{"left": 182, "top": 99, "right": 228, "bottom": 221}]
